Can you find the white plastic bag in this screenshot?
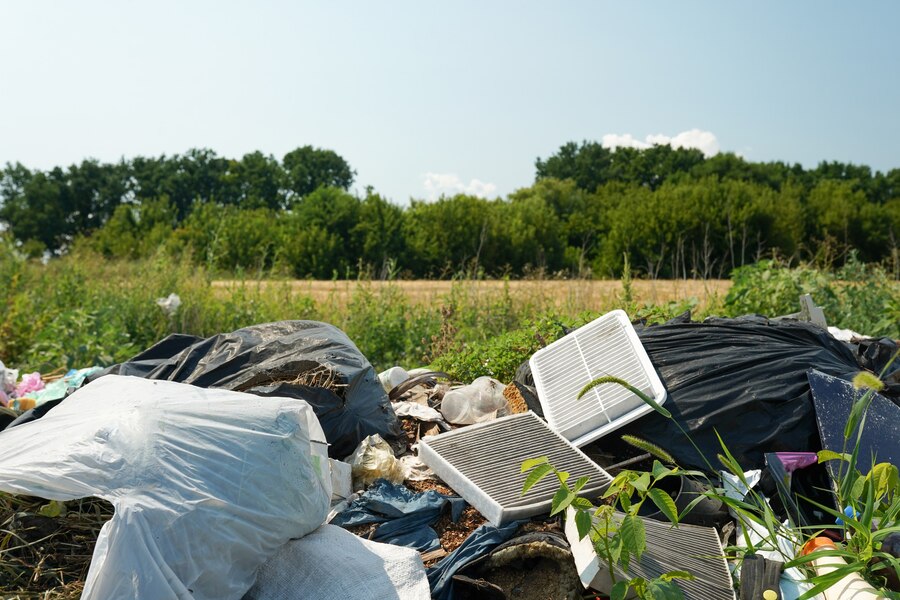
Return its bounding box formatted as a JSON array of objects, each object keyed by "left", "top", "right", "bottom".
[
  {"left": 0, "top": 375, "right": 331, "bottom": 600},
  {"left": 243, "top": 524, "right": 430, "bottom": 600},
  {"left": 439, "top": 376, "right": 508, "bottom": 425}
]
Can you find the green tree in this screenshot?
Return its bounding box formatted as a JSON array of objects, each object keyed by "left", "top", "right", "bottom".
[
  {"left": 535, "top": 141, "right": 617, "bottom": 192},
  {"left": 88, "top": 197, "right": 177, "bottom": 258},
  {"left": 287, "top": 186, "right": 363, "bottom": 275},
  {"left": 0, "top": 167, "right": 69, "bottom": 253},
  {"left": 282, "top": 146, "right": 355, "bottom": 198},
  {"left": 403, "top": 195, "right": 500, "bottom": 277},
  {"left": 807, "top": 179, "right": 867, "bottom": 260},
  {"left": 222, "top": 151, "right": 286, "bottom": 209},
  {"left": 495, "top": 191, "right": 565, "bottom": 273},
  {"left": 354, "top": 188, "right": 406, "bottom": 275}
]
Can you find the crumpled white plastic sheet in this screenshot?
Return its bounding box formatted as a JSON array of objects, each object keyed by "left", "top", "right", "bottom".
[
  {"left": 244, "top": 524, "right": 430, "bottom": 600},
  {"left": 0, "top": 375, "right": 332, "bottom": 600}
]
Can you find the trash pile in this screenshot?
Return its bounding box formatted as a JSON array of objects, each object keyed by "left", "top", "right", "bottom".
[{"left": 0, "top": 304, "right": 898, "bottom": 599}]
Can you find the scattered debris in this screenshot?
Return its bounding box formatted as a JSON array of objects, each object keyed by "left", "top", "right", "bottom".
[
  {"left": 0, "top": 375, "right": 332, "bottom": 599},
  {"left": 346, "top": 434, "right": 406, "bottom": 489},
  {"left": 439, "top": 376, "right": 508, "bottom": 425},
  {"left": 1, "top": 303, "right": 898, "bottom": 598},
  {"left": 92, "top": 321, "right": 403, "bottom": 458},
  {"left": 155, "top": 292, "right": 181, "bottom": 317},
  {"left": 530, "top": 309, "right": 667, "bottom": 447},
  {"left": 565, "top": 509, "right": 735, "bottom": 600},
  {"left": 419, "top": 412, "right": 612, "bottom": 525}
]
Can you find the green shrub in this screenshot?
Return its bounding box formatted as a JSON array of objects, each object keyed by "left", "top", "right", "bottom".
[
  {"left": 725, "top": 258, "right": 900, "bottom": 338},
  {"left": 429, "top": 314, "right": 587, "bottom": 383}
]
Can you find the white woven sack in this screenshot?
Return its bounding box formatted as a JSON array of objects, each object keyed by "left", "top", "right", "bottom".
[{"left": 244, "top": 524, "right": 430, "bottom": 600}]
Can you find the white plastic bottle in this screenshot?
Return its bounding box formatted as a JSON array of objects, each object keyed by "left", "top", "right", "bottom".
[{"left": 801, "top": 537, "right": 885, "bottom": 600}]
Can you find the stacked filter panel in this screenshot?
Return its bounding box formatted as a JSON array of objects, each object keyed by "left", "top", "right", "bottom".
[
  {"left": 530, "top": 309, "right": 667, "bottom": 447},
  {"left": 566, "top": 510, "right": 735, "bottom": 600},
  {"left": 418, "top": 412, "right": 613, "bottom": 525}
]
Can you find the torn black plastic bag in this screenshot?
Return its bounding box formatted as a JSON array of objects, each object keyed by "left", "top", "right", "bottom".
[
  {"left": 610, "top": 315, "right": 865, "bottom": 473},
  {"left": 93, "top": 321, "right": 402, "bottom": 458}
]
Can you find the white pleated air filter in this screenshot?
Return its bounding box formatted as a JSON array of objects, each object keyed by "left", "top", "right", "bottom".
[
  {"left": 418, "top": 412, "right": 612, "bottom": 525},
  {"left": 566, "top": 510, "right": 735, "bottom": 600},
  {"left": 530, "top": 309, "right": 666, "bottom": 447}
]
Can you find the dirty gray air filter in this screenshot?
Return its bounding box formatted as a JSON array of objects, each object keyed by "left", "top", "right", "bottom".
[
  {"left": 566, "top": 511, "right": 735, "bottom": 600},
  {"left": 418, "top": 412, "right": 612, "bottom": 525},
  {"left": 530, "top": 309, "right": 666, "bottom": 447}
]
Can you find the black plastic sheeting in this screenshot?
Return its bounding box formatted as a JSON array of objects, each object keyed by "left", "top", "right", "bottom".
[
  {"left": 609, "top": 315, "right": 874, "bottom": 473},
  {"left": 855, "top": 337, "right": 900, "bottom": 395},
  {"left": 90, "top": 321, "right": 402, "bottom": 458}
]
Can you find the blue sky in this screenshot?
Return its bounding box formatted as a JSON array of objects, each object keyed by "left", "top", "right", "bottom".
[{"left": 1, "top": 2, "right": 897, "bottom": 204}]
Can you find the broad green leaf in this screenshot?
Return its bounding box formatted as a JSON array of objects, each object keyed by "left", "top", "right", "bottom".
[
  {"left": 647, "top": 579, "right": 686, "bottom": 600},
  {"left": 659, "top": 570, "right": 695, "bottom": 582},
  {"left": 550, "top": 487, "right": 577, "bottom": 516},
  {"left": 843, "top": 389, "right": 873, "bottom": 439},
  {"left": 571, "top": 496, "right": 594, "bottom": 510},
  {"left": 817, "top": 449, "right": 851, "bottom": 464},
  {"left": 610, "top": 581, "right": 629, "bottom": 600},
  {"left": 556, "top": 470, "right": 570, "bottom": 484},
  {"left": 575, "top": 508, "right": 592, "bottom": 540},
  {"left": 572, "top": 475, "right": 590, "bottom": 493},
  {"left": 869, "top": 462, "right": 900, "bottom": 500},
  {"left": 521, "top": 463, "right": 553, "bottom": 495},
  {"left": 620, "top": 514, "right": 646, "bottom": 560},
  {"left": 521, "top": 456, "right": 549, "bottom": 473},
  {"left": 648, "top": 487, "right": 679, "bottom": 524},
  {"left": 651, "top": 460, "right": 673, "bottom": 480},
  {"left": 631, "top": 472, "right": 651, "bottom": 493}
]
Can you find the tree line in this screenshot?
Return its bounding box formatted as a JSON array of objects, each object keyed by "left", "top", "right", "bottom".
[{"left": 1, "top": 143, "right": 898, "bottom": 278}]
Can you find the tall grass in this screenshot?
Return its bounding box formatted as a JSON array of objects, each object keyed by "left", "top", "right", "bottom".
[
  {"left": 1, "top": 241, "right": 895, "bottom": 378},
  {"left": 0, "top": 246, "right": 621, "bottom": 373}
]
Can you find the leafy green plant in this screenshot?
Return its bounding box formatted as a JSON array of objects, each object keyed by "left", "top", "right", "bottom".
[
  {"left": 725, "top": 258, "right": 900, "bottom": 338},
  {"left": 522, "top": 454, "right": 697, "bottom": 600},
  {"left": 525, "top": 352, "right": 900, "bottom": 599},
  {"left": 522, "top": 376, "right": 704, "bottom": 600},
  {"left": 781, "top": 355, "right": 900, "bottom": 598}
]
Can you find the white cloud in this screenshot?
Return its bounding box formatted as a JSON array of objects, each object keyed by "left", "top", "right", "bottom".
[
  {"left": 422, "top": 172, "right": 497, "bottom": 200},
  {"left": 602, "top": 129, "right": 720, "bottom": 157},
  {"left": 601, "top": 133, "right": 651, "bottom": 151}
]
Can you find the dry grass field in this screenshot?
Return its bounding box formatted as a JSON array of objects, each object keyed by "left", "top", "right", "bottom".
[{"left": 212, "top": 279, "right": 731, "bottom": 312}]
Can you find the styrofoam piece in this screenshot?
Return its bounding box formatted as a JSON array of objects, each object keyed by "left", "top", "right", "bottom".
[
  {"left": 418, "top": 412, "right": 612, "bottom": 525},
  {"left": 565, "top": 508, "right": 735, "bottom": 600},
  {"left": 530, "top": 309, "right": 666, "bottom": 447}
]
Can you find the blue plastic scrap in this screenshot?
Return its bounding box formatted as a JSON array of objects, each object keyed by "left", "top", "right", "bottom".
[{"left": 331, "top": 479, "right": 466, "bottom": 553}]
